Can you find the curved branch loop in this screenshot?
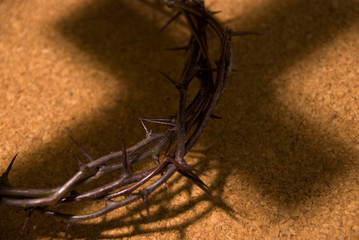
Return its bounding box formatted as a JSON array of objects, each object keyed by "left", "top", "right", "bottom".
[{"left": 0, "top": 0, "right": 238, "bottom": 236}]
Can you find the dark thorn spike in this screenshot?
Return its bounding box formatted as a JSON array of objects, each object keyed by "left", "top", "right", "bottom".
[
  {"left": 64, "top": 223, "right": 71, "bottom": 240},
  {"left": 178, "top": 169, "right": 214, "bottom": 198},
  {"left": 168, "top": 157, "right": 205, "bottom": 176},
  {"left": 167, "top": 157, "right": 212, "bottom": 197},
  {"left": 21, "top": 208, "right": 34, "bottom": 235},
  {"left": 69, "top": 136, "right": 94, "bottom": 162},
  {"left": 159, "top": 11, "right": 181, "bottom": 33},
  {"left": 139, "top": 118, "right": 149, "bottom": 132},
  {"left": 142, "top": 193, "right": 150, "bottom": 216},
  {"left": 139, "top": 118, "right": 153, "bottom": 137},
  {"left": 141, "top": 117, "right": 175, "bottom": 123},
  {"left": 208, "top": 10, "right": 221, "bottom": 15},
  {"left": 158, "top": 70, "right": 179, "bottom": 88},
  {"left": 153, "top": 154, "right": 160, "bottom": 166},
  {"left": 70, "top": 152, "right": 84, "bottom": 168},
  {"left": 164, "top": 181, "right": 170, "bottom": 193},
  {"left": 2, "top": 153, "right": 18, "bottom": 178},
  {"left": 33, "top": 209, "right": 46, "bottom": 230},
  {"left": 210, "top": 114, "right": 222, "bottom": 119},
  {"left": 140, "top": 118, "right": 176, "bottom": 127}
]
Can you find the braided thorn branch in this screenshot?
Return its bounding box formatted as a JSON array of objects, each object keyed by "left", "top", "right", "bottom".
[{"left": 0, "top": 0, "right": 245, "bottom": 237}]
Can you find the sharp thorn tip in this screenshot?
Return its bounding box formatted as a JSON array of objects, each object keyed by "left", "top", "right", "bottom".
[{"left": 2, "top": 153, "right": 18, "bottom": 178}]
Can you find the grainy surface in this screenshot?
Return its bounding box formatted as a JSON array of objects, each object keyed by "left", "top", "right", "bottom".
[{"left": 1, "top": 0, "right": 359, "bottom": 239}]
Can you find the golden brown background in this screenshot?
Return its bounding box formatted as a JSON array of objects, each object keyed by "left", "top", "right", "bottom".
[{"left": 1, "top": 0, "right": 359, "bottom": 239}]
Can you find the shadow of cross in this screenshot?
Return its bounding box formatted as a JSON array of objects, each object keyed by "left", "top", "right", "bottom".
[
  {"left": 0, "top": 0, "right": 358, "bottom": 239},
  {"left": 213, "top": 0, "right": 359, "bottom": 207}
]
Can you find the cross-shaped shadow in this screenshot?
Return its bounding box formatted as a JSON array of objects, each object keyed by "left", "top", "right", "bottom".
[{"left": 1, "top": 0, "right": 358, "bottom": 239}]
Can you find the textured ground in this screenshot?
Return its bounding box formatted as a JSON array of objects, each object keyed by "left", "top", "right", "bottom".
[{"left": 1, "top": 0, "right": 359, "bottom": 239}]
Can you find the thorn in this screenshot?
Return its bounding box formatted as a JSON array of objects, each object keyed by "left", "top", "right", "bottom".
[
  {"left": 158, "top": 70, "right": 180, "bottom": 88},
  {"left": 210, "top": 114, "right": 222, "bottom": 119},
  {"left": 141, "top": 191, "right": 150, "bottom": 216},
  {"left": 208, "top": 10, "right": 221, "bottom": 15},
  {"left": 178, "top": 169, "right": 214, "bottom": 199},
  {"left": 169, "top": 156, "right": 205, "bottom": 176},
  {"left": 167, "top": 157, "right": 213, "bottom": 198},
  {"left": 152, "top": 154, "right": 160, "bottom": 166},
  {"left": 2, "top": 154, "right": 18, "bottom": 179},
  {"left": 70, "top": 152, "right": 84, "bottom": 169},
  {"left": 140, "top": 118, "right": 176, "bottom": 127},
  {"left": 139, "top": 118, "right": 153, "bottom": 137},
  {"left": 21, "top": 208, "right": 34, "bottom": 235},
  {"left": 33, "top": 208, "right": 46, "bottom": 231},
  {"left": 230, "top": 31, "right": 260, "bottom": 37},
  {"left": 164, "top": 181, "right": 170, "bottom": 194},
  {"left": 159, "top": 11, "right": 181, "bottom": 33},
  {"left": 69, "top": 136, "right": 94, "bottom": 162},
  {"left": 64, "top": 223, "right": 71, "bottom": 240}
]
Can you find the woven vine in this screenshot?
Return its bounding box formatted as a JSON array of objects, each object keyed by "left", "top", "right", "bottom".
[{"left": 0, "top": 0, "right": 254, "bottom": 238}]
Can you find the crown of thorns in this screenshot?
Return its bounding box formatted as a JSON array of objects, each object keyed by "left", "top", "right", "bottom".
[{"left": 0, "top": 0, "right": 255, "bottom": 238}]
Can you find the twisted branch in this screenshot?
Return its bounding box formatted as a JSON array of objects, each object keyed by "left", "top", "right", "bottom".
[{"left": 0, "top": 0, "right": 242, "bottom": 237}]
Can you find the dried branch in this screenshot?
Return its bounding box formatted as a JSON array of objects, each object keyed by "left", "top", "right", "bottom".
[{"left": 0, "top": 0, "right": 239, "bottom": 237}]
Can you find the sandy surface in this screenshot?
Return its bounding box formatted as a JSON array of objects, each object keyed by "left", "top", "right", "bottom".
[{"left": 1, "top": 0, "right": 359, "bottom": 239}]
